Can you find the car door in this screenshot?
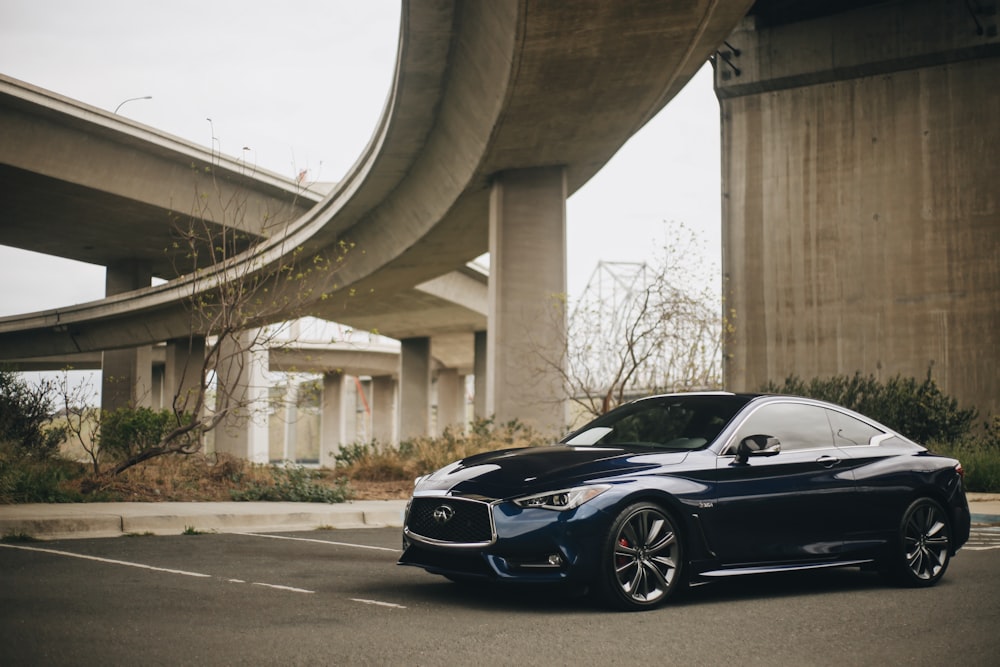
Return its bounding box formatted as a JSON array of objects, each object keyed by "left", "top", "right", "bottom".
[
  {"left": 824, "top": 409, "right": 919, "bottom": 554},
  {"left": 701, "top": 401, "right": 859, "bottom": 566}
]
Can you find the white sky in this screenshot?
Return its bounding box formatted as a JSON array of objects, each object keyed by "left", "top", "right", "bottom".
[{"left": 0, "top": 0, "right": 722, "bottom": 317}]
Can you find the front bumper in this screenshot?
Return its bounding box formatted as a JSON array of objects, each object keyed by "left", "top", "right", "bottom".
[{"left": 398, "top": 496, "right": 612, "bottom": 583}]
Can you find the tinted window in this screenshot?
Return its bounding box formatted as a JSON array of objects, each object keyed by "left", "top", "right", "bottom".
[
  {"left": 563, "top": 395, "right": 750, "bottom": 450},
  {"left": 728, "top": 403, "right": 834, "bottom": 453},
  {"left": 827, "top": 409, "right": 883, "bottom": 447}
]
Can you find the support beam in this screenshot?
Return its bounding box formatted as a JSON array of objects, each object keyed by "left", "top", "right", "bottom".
[
  {"left": 399, "top": 337, "right": 431, "bottom": 441},
  {"left": 101, "top": 259, "right": 153, "bottom": 410},
  {"left": 474, "top": 330, "right": 487, "bottom": 421},
  {"left": 320, "top": 372, "right": 350, "bottom": 468},
  {"left": 164, "top": 336, "right": 206, "bottom": 415},
  {"left": 435, "top": 368, "right": 465, "bottom": 434},
  {"left": 371, "top": 375, "right": 396, "bottom": 444},
  {"left": 718, "top": 0, "right": 1000, "bottom": 417},
  {"left": 487, "top": 167, "right": 568, "bottom": 434},
  {"left": 212, "top": 330, "right": 269, "bottom": 463}
]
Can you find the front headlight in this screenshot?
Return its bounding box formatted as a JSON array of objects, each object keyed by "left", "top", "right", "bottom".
[{"left": 513, "top": 484, "right": 611, "bottom": 511}]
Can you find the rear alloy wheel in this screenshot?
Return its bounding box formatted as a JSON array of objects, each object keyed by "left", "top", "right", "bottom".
[
  {"left": 599, "top": 502, "right": 683, "bottom": 610},
  {"left": 890, "top": 497, "right": 952, "bottom": 587}
]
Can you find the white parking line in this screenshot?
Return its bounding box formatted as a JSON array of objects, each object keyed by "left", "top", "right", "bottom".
[
  {"left": 238, "top": 532, "right": 398, "bottom": 552},
  {"left": 0, "top": 543, "right": 314, "bottom": 593},
  {"left": 965, "top": 528, "right": 1000, "bottom": 551},
  {"left": 0, "top": 543, "right": 212, "bottom": 578},
  {"left": 351, "top": 598, "right": 406, "bottom": 609},
  {"left": 254, "top": 582, "right": 315, "bottom": 594}
]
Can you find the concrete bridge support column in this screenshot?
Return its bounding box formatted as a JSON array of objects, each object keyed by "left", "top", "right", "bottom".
[
  {"left": 320, "top": 372, "right": 350, "bottom": 468},
  {"left": 164, "top": 336, "right": 206, "bottom": 415},
  {"left": 371, "top": 375, "right": 396, "bottom": 445},
  {"left": 716, "top": 0, "right": 1000, "bottom": 417},
  {"left": 212, "top": 330, "right": 269, "bottom": 463},
  {"left": 487, "top": 167, "right": 568, "bottom": 435},
  {"left": 435, "top": 368, "right": 465, "bottom": 435},
  {"left": 473, "top": 330, "right": 487, "bottom": 421},
  {"left": 101, "top": 259, "right": 153, "bottom": 411},
  {"left": 399, "top": 337, "right": 431, "bottom": 441}
]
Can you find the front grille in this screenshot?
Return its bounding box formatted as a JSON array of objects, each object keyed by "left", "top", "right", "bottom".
[{"left": 406, "top": 496, "right": 495, "bottom": 546}]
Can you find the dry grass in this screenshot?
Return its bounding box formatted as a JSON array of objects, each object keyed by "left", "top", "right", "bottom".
[
  {"left": 63, "top": 455, "right": 283, "bottom": 502},
  {"left": 334, "top": 421, "right": 552, "bottom": 484},
  {"left": 6, "top": 420, "right": 555, "bottom": 503}
]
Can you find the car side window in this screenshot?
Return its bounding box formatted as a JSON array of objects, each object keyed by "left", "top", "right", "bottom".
[
  {"left": 728, "top": 403, "right": 835, "bottom": 453},
  {"left": 827, "top": 409, "right": 884, "bottom": 447}
]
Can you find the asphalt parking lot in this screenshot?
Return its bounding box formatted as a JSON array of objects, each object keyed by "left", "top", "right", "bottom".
[{"left": 3, "top": 526, "right": 1000, "bottom": 666}]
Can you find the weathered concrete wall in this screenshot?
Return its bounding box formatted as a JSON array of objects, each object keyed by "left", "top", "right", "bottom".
[{"left": 718, "top": 0, "right": 1000, "bottom": 418}]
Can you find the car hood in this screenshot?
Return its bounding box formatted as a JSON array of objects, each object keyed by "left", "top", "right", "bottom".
[{"left": 413, "top": 445, "right": 690, "bottom": 499}]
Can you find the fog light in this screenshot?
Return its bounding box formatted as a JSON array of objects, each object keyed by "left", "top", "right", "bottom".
[{"left": 548, "top": 553, "right": 564, "bottom": 566}]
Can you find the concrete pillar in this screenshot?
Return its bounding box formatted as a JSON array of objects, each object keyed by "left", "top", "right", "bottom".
[
  {"left": 282, "top": 378, "right": 299, "bottom": 462},
  {"left": 488, "top": 167, "right": 568, "bottom": 434},
  {"left": 435, "top": 368, "right": 465, "bottom": 435},
  {"left": 716, "top": 1, "right": 1000, "bottom": 418},
  {"left": 101, "top": 259, "right": 153, "bottom": 411},
  {"left": 151, "top": 365, "right": 163, "bottom": 409},
  {"left": 473, "top": 330, "right": 487, "bottom": 421},
  {"left": 321, "top": 372, "right": 350, "bottom": 468},
  {"left": 371, "top": 375, "right": 396, "bottom": 444},
  {"left": 399, "top": 337, "right": 432, "bottom": 441},
  {"left": 164, "top": 336, "right": 206, "bottom": 415},
  {"left": 458, "top": 374, "right": 469, "bottom": 430},
  {"left": 213, "top": 330, "right": 269, "bottom": 462}
]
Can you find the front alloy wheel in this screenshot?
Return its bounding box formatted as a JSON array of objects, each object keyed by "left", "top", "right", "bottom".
[
  {"left": 600, "top": 502, "right": 683, "bottom": 610},
  {"left": 891, "top": 497, "right": 952, "bottom": 587}
]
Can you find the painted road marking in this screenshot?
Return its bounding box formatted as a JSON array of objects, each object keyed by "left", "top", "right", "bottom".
[
  {"left": 965, "top": 528, "right": 1000, "bottom": 551},
  {"left": 239, "top": 532, "right": 398, "bottom": 553},
  {"left": 253, "top": 582, "right": 315, "bottom": 594},
  {"left": 0, "top": 543, "right": 315, "bottom": 593},
  {"left": 351, "top": 598, "right": 406, "bottom": 609},
  {"left": 0, "top": 543, "right": 213, "bottom": 578}
]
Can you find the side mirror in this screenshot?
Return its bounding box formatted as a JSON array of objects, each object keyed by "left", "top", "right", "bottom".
[{"left": 732, "top": 434, "right": 781, "bottom": 465}]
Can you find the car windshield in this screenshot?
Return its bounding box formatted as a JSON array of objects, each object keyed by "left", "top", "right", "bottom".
[{"left": 561, "top": 394, "right": 752, "bottom": 450}]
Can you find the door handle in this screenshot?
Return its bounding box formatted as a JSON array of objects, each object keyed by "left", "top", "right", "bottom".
[{"left": 816, "top": 455, "right": 840, "bottom": 468}]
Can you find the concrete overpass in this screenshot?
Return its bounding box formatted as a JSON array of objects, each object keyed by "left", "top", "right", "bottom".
[
  {"left": 6, "top": 0, "right": 992, "bottom": 453},
  {"left": 0, "top": 1, "right": 754, "bottom": 456}
]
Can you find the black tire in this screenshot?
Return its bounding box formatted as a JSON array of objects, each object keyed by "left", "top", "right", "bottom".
[
  {"left": 885, "top": 497, "right": 952, "bottom": 587},
  {"left": 598, "top": 502, "right": 684, "bottom": 610}
]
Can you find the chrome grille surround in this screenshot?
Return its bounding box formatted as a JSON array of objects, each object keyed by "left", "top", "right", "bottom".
[{"left": 404, "top": 495, "right": 497, "bottom": 548}]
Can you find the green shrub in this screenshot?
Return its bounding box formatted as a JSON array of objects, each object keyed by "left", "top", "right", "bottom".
[
  {"left": 0, "top": 444, "right": 86, "bottom": 503},
  {"left": 927, "top": 417, "right": 1000, "bottom": 493},
  {"left": 761, "top": 370, "right": 976, "bottom": 444},
  {"left": 0, "top": 369, "right": 66, "bottom": 460},
  {"left": 230, "top": 462, "right": 350, "bottom": 503},
  {"left": 99, "top": 407, "right": 176, "bottom": 461}
]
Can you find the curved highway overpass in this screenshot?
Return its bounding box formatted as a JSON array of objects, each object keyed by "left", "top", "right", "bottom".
[{"left": 0, "top": 0, "right": 754, "bottom": 434}]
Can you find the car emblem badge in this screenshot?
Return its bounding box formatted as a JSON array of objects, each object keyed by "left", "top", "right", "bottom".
[{"left": 432, "top": 504, "right": 455, "bottom": 524}]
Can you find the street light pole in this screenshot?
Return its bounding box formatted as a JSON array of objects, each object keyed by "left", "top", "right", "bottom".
[{"left": 114, "top": 95, "right": 152, "bottom": 114}]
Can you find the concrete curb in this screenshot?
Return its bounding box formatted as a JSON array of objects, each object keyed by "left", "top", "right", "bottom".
[{"left": 0, "top": 501, "right": 407, "bottom": 541}]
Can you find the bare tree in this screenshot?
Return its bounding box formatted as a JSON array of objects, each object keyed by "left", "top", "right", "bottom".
[
  {"left": 557, "top": 222, "right": 723, "bottom": 420},
  {"left": 105, "top": 153, "right": 349, "bottom": 475}
]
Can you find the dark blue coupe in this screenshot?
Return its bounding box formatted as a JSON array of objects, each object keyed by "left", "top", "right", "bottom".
[{"left": 398, "top": 393, "right": 970, "bottom": 610}]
